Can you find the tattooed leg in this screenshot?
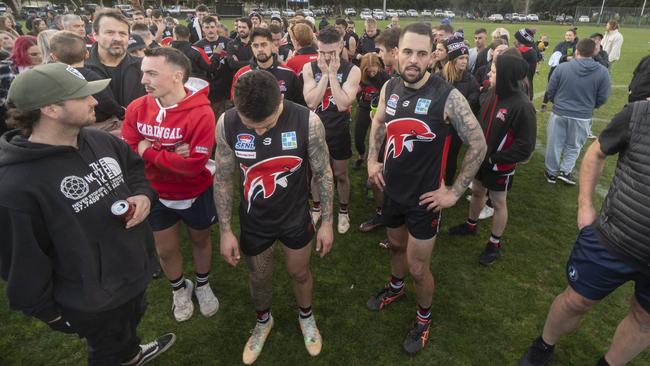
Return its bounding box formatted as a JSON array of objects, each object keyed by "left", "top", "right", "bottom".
[{"left": 244, "top": 245, "right": 276, "bottom": 311}]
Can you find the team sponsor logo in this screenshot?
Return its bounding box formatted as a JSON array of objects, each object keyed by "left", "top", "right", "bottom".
[
  {"left": 194, "top": 146, "right": 209, "bottom": 155},
  {"left": 387, "top": 94, "right": 399, "bottom": 109},
  {"left": 235, "top": 150, "right": 257, "bottom": 159},
  {"left": 235, "top": 134, "right": 256, "bottom": 150},
  {"left": 203, "top": 45, "right": 212, "bottom": 54},
  {"left": 281, "top": 131, "right": 298, "bottom": 150},
  {"left": 66, "top": 65, "right": 85, "bottom": 80},
  {"left": 385, "top": 107, "right": 396, "bottom": 116},
  {"left": 60, "top": 157, "right": 126, "bottom": 213},
  {"left": 384, "top": 118, "right": 436, "bottom": 159},
  {"left": 568, "top": 265, "right": 579, "bottom": 281},
  {"left": 402, "top": 100, "right": 410, "bottom": 107},
  {"left": 496, "top": 108, "right": 508, "bottom": 122},
  {"left": 240, "top": 156, "right": 303, "bottom": 212},
  {"left": 263, "top": 137, "right": 272, "bottom": 146},
  {"left": 320, "top": 88, "right": 336, "bottom": 111},
  {"left": 277, "top": 79, "right": 287, "bottom": 92},
  {"left": 415, "top": 98, "right": 431, "bottom": 114}
]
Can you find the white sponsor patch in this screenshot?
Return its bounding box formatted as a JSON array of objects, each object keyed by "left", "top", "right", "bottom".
[
  {"left": 385, "top": 106, "right": 396, "bottom": 116},
  {"left": 235, "top": 150, "right": 257, "bottom": 159}
]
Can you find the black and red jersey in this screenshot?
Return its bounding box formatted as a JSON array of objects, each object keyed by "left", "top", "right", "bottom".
[
  {"left": 231, "top": 55, "right": 305, "bottom": 105},
  {"left": 358, "top": 69, "right": 389, "bottom": 109},
  {"left": 309, "top": 59, "right": 354, "bottom": 133},
  {"left": 223, "top": 100, "right": 311, "bottom": 233},
  {"left": 285, "top": 45, "right": 318, "bottom": 75},
  {"left": 382, "top": 75, "right": 453, "bottom": 205}
]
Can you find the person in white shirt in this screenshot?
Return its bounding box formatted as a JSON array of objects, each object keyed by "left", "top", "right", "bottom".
[{"left": 602, "top": 20, "right": 624, "bottom": 66}]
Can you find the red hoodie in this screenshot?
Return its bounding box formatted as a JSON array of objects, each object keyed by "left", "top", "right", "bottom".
[{"left": 122, "top": 78, "right": 215, "bottom": 200}]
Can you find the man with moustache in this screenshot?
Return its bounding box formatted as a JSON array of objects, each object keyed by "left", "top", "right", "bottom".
[
  {"left": 231, "top": 28, "right": 304, "bottom": 105},
  {"left": 86, "top": 9, "right": 145, "bottom": 110},
  {"left": 366, "top": 22, "right": 486, "bottom": 354},
  {"left": 227, "top": 17, "right": 254, "bottom": 73}
]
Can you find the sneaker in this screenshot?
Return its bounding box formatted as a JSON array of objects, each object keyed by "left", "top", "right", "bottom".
[
  {"left": 378, "top": 238, "right": 390, "bottom": 249},
  {"left": 366, "top": 284, "right": 405, "bottom": 310},
  {"left": 359, "top": 213, "right": 383, "bottom": 232},
  {"left": 299, "top": 315, "right": 323, "bottom": 356},
  {"left": 135, "top": 333, "right": 176, "bottom": 366},
  {"left": 557, "top": 172, "right": 576, "bottom": 185},
  {"left": 242, "top": 316, "right": 275, "bottom": 365},
  {"left": 402, "top": 319, "right": 432, "bottom": 355},
  {"left": 311, "top": 208, "right": 321, "bottom": 226},
  {"left": 172, "top": 279, "right": 194, "bottom": 322},
  {"left": 544, "top": 171, "right": 557, "bottom": 184},
  {"left": 448, "top": 222, "right": 477, "bottom": 236},
  {"left": 478, "top": 205, "right": 494, "bottom": 220},
  {"left": 540, "top": 103, "right": 547, "bottom": 113},
  {"left": 479, "top": 242, "right": 502, "bottom": 266},
  {"left": 195, "top": 284, "right": 219, "bottom": 317},
  {"left": 353, "top": 158, "right": 364, "bottom": 170},
  {"left": 338, "top": 212, "right": 350, "bottom": 234},
  {"left": 517, "top": 336, "right": 555, "bottom": 366}
]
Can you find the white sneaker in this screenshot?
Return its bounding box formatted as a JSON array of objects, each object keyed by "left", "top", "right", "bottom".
[
  {"left": 299, "top": 315, "right": 322, "bottom": 356},
  {"left": 478, "top": 205, "right": 494, "bottom": 220},
  {"left": 242, "top": 316, "right": 274, "bottom": 365},
  {"left": 311, "top": 209, "right": 321, "bottom": 226},
  {"left": 337, "top": 212, "right": 350, "bottom": 234},
  {"left": 172, "top": 279, "right": 194, "bottom": 322},
  {"left": 195, "top": 284, "right": 219, "bottom": 317}
]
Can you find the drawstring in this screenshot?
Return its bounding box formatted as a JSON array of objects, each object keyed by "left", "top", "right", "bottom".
[{"left": 155, "top": 99, "right": 178, "bottom": 123}]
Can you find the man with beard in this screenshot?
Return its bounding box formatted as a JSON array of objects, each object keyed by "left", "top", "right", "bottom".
[
  {"left": 227, "top": 17, "right": 254, "bottom": 73},
  {"left": 170, "top": 24, "right": 219, "bottom": 80},
  {"left": 231, "top": 28, "right": 304, "bottom": 105},
  {"left": 354, "top": 18, "right": 380, "bottom": 63},
  {"left": 86, "top": 10, "right": 145, "bottom": 111},
  {"left": 214, "top": 70, "right": 334, "bottom": 364},
  {"left": 121, "top": 48, "right": 220, "bottom": 323},
  {"left": 366, "top": 22, "right": 486, "bottom": 354},
  {"left": 0, "top": 63, "right": 175, "bottom": 365},
  {"left": 192, "top": 16, "right": 232, "bottom": 112},
  {"left": 303, "top": 26, "right": 360, "bottom": 235}
]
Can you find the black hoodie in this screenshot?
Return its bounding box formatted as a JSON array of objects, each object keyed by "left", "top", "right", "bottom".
[
  {"left": 0, "top": 128, "right": 157, "bottom": 322},
  {"left": 478, "top": 55, "right": 537, "bottom": 172}
]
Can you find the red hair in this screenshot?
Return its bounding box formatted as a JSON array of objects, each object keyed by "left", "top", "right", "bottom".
[{"left": 10, "top": 35, "right": 38, "bottom": 68}]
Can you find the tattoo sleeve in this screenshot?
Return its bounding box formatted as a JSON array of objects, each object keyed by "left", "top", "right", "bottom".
[
  {"left": 444, "top": 89, "right": 487, "bottom": 197},
  {"left": 367, "top": 84, "right": 387, "bottom": 163},
  {"left": 307, "top": 112, "right": 334, "bottom": 223},
  {"left": 213, "top": 115, "right": 236, "bottom": 233}
]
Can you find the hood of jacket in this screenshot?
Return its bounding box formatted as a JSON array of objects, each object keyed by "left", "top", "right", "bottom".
[
  {"left": 572, "top": 57, "right": 603, "bottom": 76},
  {"left": 495, "top": 54, "right": 529, "bottom": 98},
  {"left": 145, "top": 77, "right": 211, "bottom": 123},
  {"left": 0, "top": 129, "right": 77, "bottom": 167}
]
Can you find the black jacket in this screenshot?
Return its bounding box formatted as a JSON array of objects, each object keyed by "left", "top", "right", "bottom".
[
  {"left": 453, "top": 71, "right": 481, "bottom": 115},
  {"left": 0, "top": 129, "right": 157, "bottom": 322},
  {"left": 226, "top": 36, "right": 254, "bottom": 72},
  {"left": 86, "top": 44, "right": 146, "bottom": 109},
  {"left": 357, "top": 31, "right": 380, "bottom": 59},
  {"left": 77, "top": 66, "right": 125, "bottom": 121},
  {"left": 171, "top": 40, "right": 220, "bottom": 80}
]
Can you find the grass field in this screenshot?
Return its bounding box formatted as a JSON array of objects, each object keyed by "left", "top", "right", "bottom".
[{"left": 1, "top": 18, "right": 650, "bottom": 365}]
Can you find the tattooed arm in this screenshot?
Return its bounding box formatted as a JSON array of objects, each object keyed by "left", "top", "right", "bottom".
[
  {"left": 419, "top": 89, "right": 487, "bottom": 211},
  {"left": 367, "top": 82, "right": 388, "bottom": 190},
  {"left": 213, "top": 114, "right": 240, "bottom": 266},
  {"left": 307, "top": 112, "right": 334, "bottom": 257}
]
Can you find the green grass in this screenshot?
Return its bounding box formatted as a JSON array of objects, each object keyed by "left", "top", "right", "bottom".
[{"left": 2, "top": 19, "right": 650, "bottom": 365}]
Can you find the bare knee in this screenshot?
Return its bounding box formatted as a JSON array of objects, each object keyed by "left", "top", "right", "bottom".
[
  {"left": 334, "top": 169, "right": 348, "bottom": 184},
  {"left": 288, "top": 267, "right": 311, "bottom": 285},
  {"left": 561, "top": 288, "right": 597, "bottom": 314},
  {"left": 408, "top": 260, "right": 431, "bottom": 282},
  {"left": 631, "top": 298, "right": 650, "bottom": 332}
]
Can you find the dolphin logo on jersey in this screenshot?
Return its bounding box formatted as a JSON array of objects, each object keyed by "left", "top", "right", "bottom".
[
  {"left": 319, "top": 88, "right": 335, "bottom": 111},
  {"left": 240, "top": 156, "right": 303, "bottom": 212},
  {"left": 384, "top": 118, "right": 436, "bottom": 160}
]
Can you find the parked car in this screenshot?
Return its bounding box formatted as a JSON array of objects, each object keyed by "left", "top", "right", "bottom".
[
  {"left": 421, "top": 9, "right": 432, "bottom": 17},
  {"left": 465, "top": 12, "right": 476, "bottom": 20},
  {"left": 433, "top": 9, "right": 444, "bottom": 17},
  {"left": 301, "top": 9, "right": 313, "bottom": 17},
  {"left": 397, "top": 9, "right": 407, "bottom": 17},
  {"left": 385, "top": 9, "right": 397, "bottom": 17},
  {"left": 565, "top": 15, "right": 574, "bottom": 23},
  {"left": 344, "top": 8, "right": 356, "bottom": 16},
  {"left": 578, "top": 15, "right": 590, "bottom": 22},
  {"left": 526, "top": 13, "right": 539, "bottom": 22},
  {"left": 443, "top": 10, "right": 455, "bottom": 18},
  {"left": 373, "top": 9, "right": 385, "bottom": 20},
  {"left": 505, "top": 13, "right": 513, "bottom": 22},
  {"left": 488, "top": 13, "right": 504, "bottom": 22},
  {"left": 555, "top": 14, "right": 565, "bottom": 22},
  {"left": 282, "top": 8, "right": 295, "bottom": 17},
  {"left": 517, "top": 13, "right": 528, "bottom": 22},
  {"left": 0, "top": 2, "right": 7, "bottom": 13},
  {"left": 407, "top": 9, "right": 418, "bottom": 17},
  {"left": 114, "top": 4, "right": 133, "bottom": 16},
  {"left": 360, "top": 10, "right": 373, "bottom": 20}
]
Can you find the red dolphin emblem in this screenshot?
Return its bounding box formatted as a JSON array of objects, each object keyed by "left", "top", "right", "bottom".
[
  {"left": 384, "top": 118, "right": 436, "bottom": 160},
  {"left": 240, "top": 156, "right": 303, "bottom": 212},
  {"left": 320, "top": 88, "right": 335, "bottom": 111}
]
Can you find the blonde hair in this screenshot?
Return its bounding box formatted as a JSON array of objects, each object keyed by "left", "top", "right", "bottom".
[
  {"left": 491, "top": 27, "right": 510, "bottom": 42},
  {"left": 37, "top": 29, "right": 58, "bottom": 64},
  {"left": 365, "top": 18, "right": 377, "bottom": 28},
  {"left": 443, "top": 59, "right": 464, "bottom": 84}
]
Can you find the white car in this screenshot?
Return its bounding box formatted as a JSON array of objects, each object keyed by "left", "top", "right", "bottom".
[
  {"left": 373, "top": 9, "right": 385, "bottom": 20},
  {"left": 344, "top": 8, "right": 356, "bottom": 16},
  {"left": 385, "top": 9, "right": 398, "bottom": 17},
  {"left": 397, "top": 9, "right": 407, "bottom": 17},
  {"left": 527, "top": 13, "right": 539, "bottom": 22},
  {"left": 488, "top": 13, "right": 504, "bottom": 22},
  {"left": 282, "top": 8, "right": 295, "bottom": 17},
  {"left": 433, "top": 9, "right": 444, "bottom": 17},
  {"left": 443, "top": 10, "right": 455, "bottom": 18},
  {"left": 301, "top": 9, "right": 313, "bottom": 17},
  {"left": 421, "top": 9, "right": 432, "bottom": 17},
  {"left": 360, "top": 10, "right": 373, "bottom": 20},
  {"left": 407, "top": 9, "right": 418, "bottom": 17},
  {"left": 579, "top": 15, "right": 590, "bottom": 22},
  {"left": 516, "top": 14, "right": 527, "bottom": 22}
]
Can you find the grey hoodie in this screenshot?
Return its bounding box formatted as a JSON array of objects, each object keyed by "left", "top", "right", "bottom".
[{"left": 547, "top": 57, "right": 611, "bottom": 119}]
